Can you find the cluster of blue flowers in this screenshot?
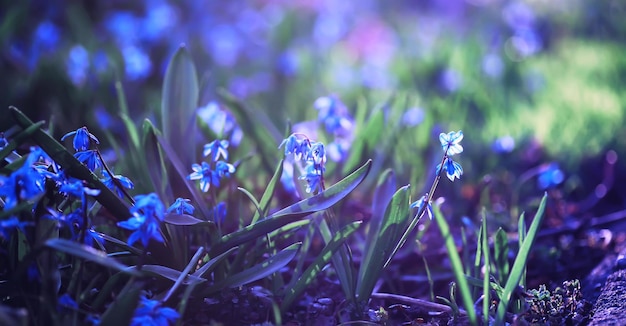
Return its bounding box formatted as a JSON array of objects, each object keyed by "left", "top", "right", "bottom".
[
  {"left": 410, "top": 130, "right": 464, "bottom": 220},
  {"left": 62, "top": 126, "right": 135, "bottom": 199},
  {"left": 187, "top": 139, "right": 236, "bottom": 193},
  {"left": 280, "top": 133, "right": 326, "bottom": 194}
]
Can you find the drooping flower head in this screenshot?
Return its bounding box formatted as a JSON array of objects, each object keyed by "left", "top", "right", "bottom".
[{"left": 61, "top": 126, "right": 100, "bottom": 152}]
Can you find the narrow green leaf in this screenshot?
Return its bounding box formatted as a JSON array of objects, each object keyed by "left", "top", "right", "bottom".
[
  {"left": 494, "top": 227, "right": 510, "bottom": 285},
  {"left": 518, "top": 212, "right": 527, "bottom": 289},
  {"left": 281, "top": 221, "right": 361, "bottom": 310},
  {"left": 496, "top": 194, "right": 547, "bottom": 324},
  {"left": 318, "top": 216, "right": 355, "bottom": 302},
  {"left": 209, "top": 160, "right": 371, "bottom": 256},
  {"left": 0, "top": 120, "right": 44, "bottom": 162},
  {"left": 142, "top": 119, "right": 169, "bottom": 199},
  {"left": 163, "top": 247, "right": 206, "bottom": 302},
  {"left": 192, "top": 247, "right": 238, "bottom": 278},
  {"left": 99, "top": 282, "right": 141, "bottom": 326},
  {"left": 137, "top": 265, "right": 206, "bottom": 285},
  {"left": 252, "top": 159, "right": 284, "bottom": 224},
  {"left": 238, "top": 187, "right": 263, "bottom": 221},
  {"left": 161, "top": 45, "right": 199, "bottom": 166},
  {"left": 8, "top": 107, "right": 132, "bottom": 221},
  {"left": 433, "top": 205, "right": 477, "bottom": 325},
  {"left": 481, "top": 214, "right": 490, "bottom": 325},
  {"left": 45, "top": 239, "right": 139, "bottom": 276},
  {"left": 203, "top": 243, "right": 301, "bottom": 295},
  {"left": 357, "top": 185, "right": 410, "bottom": 303},
  {"left": 163, "top": 213, "right": 213, "bottom": 227}
]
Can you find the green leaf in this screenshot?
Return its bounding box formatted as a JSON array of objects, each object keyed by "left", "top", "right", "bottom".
[
  {"left": 8, "top": 107, "right": 132, "bottom": 222},
  {"left": 163, "top": 213, "right": 213, "bottom": 227},
  {"left": 494, "top": 227, "right": 510, "bottom": 285},
  {"left": 137, "top": 265, "right": 206, "bottom": 284},
  {"left": 208, "top": 159, "right": 371, "bottom": 257},
  {"left": 202, "top": 243, "right": 301, "bottom": 295},
  {"left": 217, "top": 88, "right": 280, "bottom": 174},
  {"left": 252, "top": 159, "right": 284, "bottom": 224},
  {"left": 45, "top": 239, "right": 140, "bottom": 276},
  {"left": 192, "top": 247, "right": 238, "bottom": 278},
  {"left": 357, "top": 185, "right": 410, "bottom": 304},
  {"left": 142, "top": 119, "right": 169, "bottom": 199},
  {"left": 433, "top": 205, "right": 477, "bottom": 325},
  {"left": 281, "top": 222, "right": 361, "bottom": 310},
  {"left": 99, "top": 282, "right": 141, "bottom": 326},
  {"left": 496, "top": 194, "right": 547, "bottom": 325},
  {"left": 161, "top": 45, "right": 199, "bottom": 166},
  {"left": 0, "top": 120, "right": 44, "bottom": 162}
]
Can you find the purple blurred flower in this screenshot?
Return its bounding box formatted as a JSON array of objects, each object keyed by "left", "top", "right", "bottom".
[
  {"left": 66, "top": 45, "right": 89, "bottom": 86},
  {"left": 482, "top": 53, "right": 504, "bottom": 78},
  {"left": 122, "top": 45, "right": 152, "bottom": 80},
  {"left": 402, "top": 107, "right": 425, "bottom": 127},
  {"left": 204, "top": 25, "right": 242, "bottom": 67},
  {"left": 492, "top": 135, "right": 515, "bottom": 153},
  {"left": 439, "top": 68, "right": 463, "bottom": 93},
  {"left": 537, "top": 163, "right": 564, "bottom": 189}
]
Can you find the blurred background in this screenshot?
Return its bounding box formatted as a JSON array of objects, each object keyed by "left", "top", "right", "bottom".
[{"left": 2, "top": 0, "right": 626, "bottom": 212}]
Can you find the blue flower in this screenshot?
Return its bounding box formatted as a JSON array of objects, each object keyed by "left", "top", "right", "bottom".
[
  {"left": 0, "top": 151, "right": 49, "bottom": 209},
  {"left": 66, "top": 45, "right": 89, "bottom": 86},
  {"left": 439, "top": 131, "right": 464, "bottom": 156},
  {"left": 279, "top": 134, "right": 299, "bottom": 157},
  {"left": 62, "top": 126, "right": 100, "bottom": 152},
  {"left": 75, "top": 150, "right": 101, "bottom": 172},
  {"left": 410, "top": 195, "right": 434, "bottom": 220},
  {"left": 537, "top": 163, "right": 564, "bottom": 190},
  {"left": 132, "top": 193, "right": 166, "bottom": 221},
  {"left": 0, "top": 132, "right": 8, "bottom": 150},
  {"left": 299, "top": 162, "right": 323, "bottom": 194},
  {"left": 215, "top": 161, "right": 235, "bottom": 178},
  {"left": 0, "top": 217, "right": 31, "bottom": 239},
  {"left": 188, "top": 162, "right": 219, "bottom": 192},
  {"left": 196, "top": 102, "right": 242, "bottom": 146},
  {"left": 313, "top": 96, "right": 354, "bottom": 136},
  {"left": 59, "top": 179, "right": 101, "bottom": 199},
  {"left": 58, "top": 293, "right": 78, "bottom": 312},
  {"left": 122, "top": 45, "right": 152, "bottom": 80},
  {"left": 167, "top": 198, "right": 195, "bottom": 215},
  {"left": 131, "top": 296, "right": 179, "bottom": 326},
  {"left": 436, "top": 157, "right": 464, "bottom": 182},
  {"left": 203, "top": 140, "right": 230, "bottom": 162},
  {"left": 309, "top": 142, "right": 326, "bottom": 165},
  {"left": 101, "top": 171, "right": 134, "bottom": 198},
  {"left": 118, "top": 193, "right": 166, "bottom": 247},
  {"left": 212, "top": 202, "right": 227, "bottom": 223}
]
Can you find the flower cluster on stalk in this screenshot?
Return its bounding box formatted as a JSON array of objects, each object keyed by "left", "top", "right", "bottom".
[
  {"left": 61, "top": 126, "right": 134, "bottom": 198},
  {"left": 187, "top": 139, "right": 236, "bottom": 192},
  {"left": 280, "top": 133, "right": 326, "bottom": 194},
  {"left": 410, "top": 130, "right": 464, "bottom": 220},
  {"left": 117, "top": 193, "right": 166, "bottom": 247}
]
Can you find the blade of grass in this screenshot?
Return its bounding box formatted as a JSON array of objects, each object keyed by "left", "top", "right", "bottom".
[
  {"left": 432, "top": 204, "right": 477, "bottom": 325},
  {"left": 495, "top": 194, "right": 547, "bottom": 324},
  {"left": 281, "top": 221, "right": 361, "bottom": 310},
  {"left": 202, "top": 243, "right": 301, "bottom": 295}
]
